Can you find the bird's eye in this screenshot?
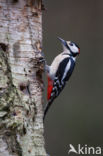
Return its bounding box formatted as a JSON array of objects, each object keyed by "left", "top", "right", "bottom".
[{"left": 69, "top": 43, "right": 74, "bottom": 46}]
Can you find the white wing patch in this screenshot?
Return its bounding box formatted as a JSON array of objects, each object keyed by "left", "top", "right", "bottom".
[
  {"left": 50, "top": 53, "right": 70, "bottom": 79},
  {"left": 62, "top": 59, "right": 71, "bottom": 81}
]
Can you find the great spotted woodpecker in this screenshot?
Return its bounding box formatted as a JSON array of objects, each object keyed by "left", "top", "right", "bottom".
[{"left": 43, "top": 37, "right": 80, "bottom": 120}]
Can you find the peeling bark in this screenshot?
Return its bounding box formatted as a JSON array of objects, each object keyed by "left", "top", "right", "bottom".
[{"left": 0, "top": 0, "right": 46, "bottom": 155}]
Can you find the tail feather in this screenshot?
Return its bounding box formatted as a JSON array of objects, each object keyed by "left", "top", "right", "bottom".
[
  {"left": 43, "top": 101, "right": 52, "bottom": 121},
  {"left": 43, "top": 81, "right": 66, "bottom": 121}
]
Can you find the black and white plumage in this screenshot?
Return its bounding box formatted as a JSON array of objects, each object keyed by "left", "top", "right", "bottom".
[{"left": 43, "top": 37, "right": 80, "bottom": 121}]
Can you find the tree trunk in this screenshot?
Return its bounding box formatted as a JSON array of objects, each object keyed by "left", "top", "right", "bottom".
[{"left": 0, "top": 0, "right": 46, "bottom": 155}]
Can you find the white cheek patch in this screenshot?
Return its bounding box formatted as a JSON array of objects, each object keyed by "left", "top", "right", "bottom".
[{"left": 70, "top": 45, "right": 78, "bottom": 53}]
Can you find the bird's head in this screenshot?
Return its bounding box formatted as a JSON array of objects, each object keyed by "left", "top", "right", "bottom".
[{"left": 58, "top": 37, "right": 80, "bottom": 57}]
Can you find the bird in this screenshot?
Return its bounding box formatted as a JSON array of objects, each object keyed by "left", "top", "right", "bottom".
[{"left": 43, "top": 37, "right": 80, "bottom": 120}]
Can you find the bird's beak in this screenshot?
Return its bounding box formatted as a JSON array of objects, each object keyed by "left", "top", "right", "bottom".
[{"left": 58, "top": 37, "right": 67, "bottom": 46}]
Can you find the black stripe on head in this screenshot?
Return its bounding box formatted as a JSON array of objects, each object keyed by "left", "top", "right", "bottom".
[
  {"left": 71, "top": 52, "right": 78, "bottom": 57},
  {"left": 64, "top": 42, "right": 77, "bottom": 57},
  {"left": 74, "top": 42, "right": 80, "bottom": 49},
  {"left": 68, "top": 42, "right": 80, "bottom": 57},
  {"left": 65, "top": 42, "right": 71, "bottom": 51}
]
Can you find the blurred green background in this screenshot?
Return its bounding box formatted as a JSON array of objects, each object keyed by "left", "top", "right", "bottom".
[{"left": 43, "top": 0, "right": 103, "bottom": 155}]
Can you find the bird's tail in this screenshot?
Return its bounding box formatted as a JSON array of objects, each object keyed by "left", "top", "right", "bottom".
[
  {"left": 43, "top": 99, "right": 53, "bottom": 121},
  {"left": 43, "top": 83, "right": 66, "bottom": 121}
]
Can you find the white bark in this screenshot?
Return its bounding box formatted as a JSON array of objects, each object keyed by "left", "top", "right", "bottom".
[{"left": 0, "top": 0, "right": 46, "bottom": 155}]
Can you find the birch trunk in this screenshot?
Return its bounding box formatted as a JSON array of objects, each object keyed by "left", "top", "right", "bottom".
[{"left": 0, "top": 0, "right": 46, "bottom": 155}]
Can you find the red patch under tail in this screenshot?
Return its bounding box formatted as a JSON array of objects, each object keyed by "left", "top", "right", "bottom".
[{"left": 47, "top": 75, "right": 53, "bottom": 100}]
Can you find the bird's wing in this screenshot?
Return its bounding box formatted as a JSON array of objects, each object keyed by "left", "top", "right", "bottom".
[
  {"left": 47, "top": 57, "right": 70, "bottom": 101},
  {"left": 44, "top": 57, "right": 74, "bottom": 120}
]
